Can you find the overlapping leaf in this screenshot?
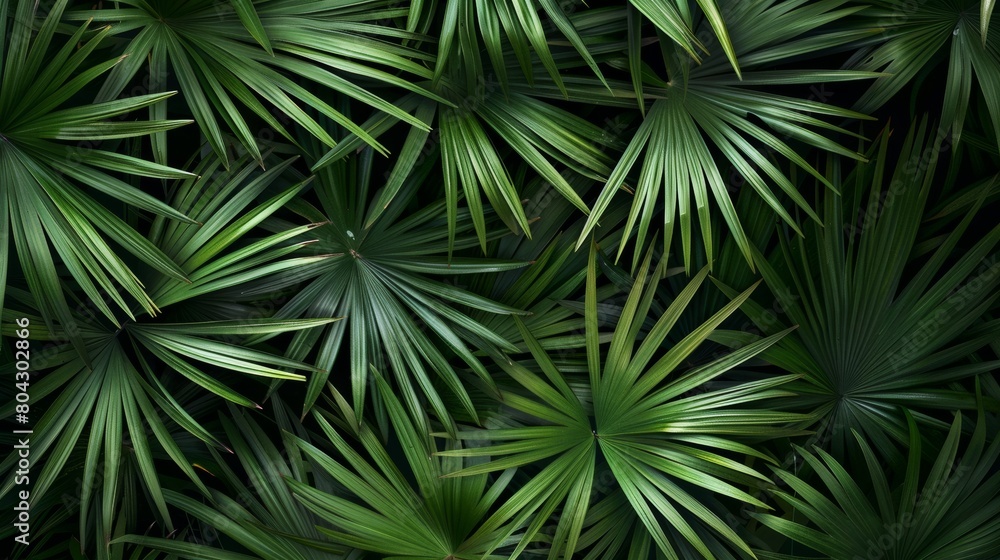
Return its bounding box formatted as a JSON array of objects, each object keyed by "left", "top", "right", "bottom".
[
  {"left": 716, "top": 119, "right": 1000, "bottom": 459},
  {"left": 853, "top": 0, "right": 1000, "bottom": 143},
  {"left": 0, "top": 0, "right": 194, "bottom": 358},
  {"left": 66, "top": 0, "right": 441, "bottom": 166},
  {"left": 753, "top": 407, "right": 1000, "bottom": 559},
  {"left": 116, "top": 398, "right": 336, "bottom": 560},
  {"left": 283, "top": 379, "right": 520, "bottom": 559},
  {"left": 316, "top": 82, "right": 620, "bottom": 255},
  {"left": 436, "top": 242, "right": 807, "bottom": 559},
  {"left": 575, "top": 0, "right": 879, "bottom": 270},
  {"left": 257, "top": 142, "right": 529, "bottom": 433},
  {"left": 0, "top": 152, "right": 333, "bottom": 554}
]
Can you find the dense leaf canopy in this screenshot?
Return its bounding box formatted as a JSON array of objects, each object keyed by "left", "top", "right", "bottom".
[{"left": 1, "top": 1, "right": 999, "bottom": 559}]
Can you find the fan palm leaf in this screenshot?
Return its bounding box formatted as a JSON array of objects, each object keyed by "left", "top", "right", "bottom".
[
  {"left": 0, "top": 0, "right": 195, "bottom": 358},
  {"left": 0, "top": 152, "right": 334, "bottom": 555},
  {"left": 575, "top": 0, "right": 880, "bottom": 270},
  {"left": 276, "top": 378, "right": 520, "bottom": 559},
  {"left": 715, "top": 118, "right": 1000, "bottom": 459},
  {"left": 436, "top": 242, "right": 808, "bottom": 559},
  {"left": 852, "top": 0, "right": 1000, "bottom": 144},
  {"left": 313, "top": 81, "right": 621, "bottom": 255},
  {"left": 66, "top": 0, "right": 442, "bottom": 166},
  {"left": 116, "top": 398, "right": 338, "bottom": 560},
  {"left": 753, "top": 406, "right": 1000, "bottom": 559},
  {"left": 257, "top": 139, "right": 530, "bottom": 433}
]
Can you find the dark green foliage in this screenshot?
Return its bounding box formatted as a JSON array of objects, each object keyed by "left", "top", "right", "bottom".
[{"left": 1, "top": 1, "right": 998, "bottom": 559}]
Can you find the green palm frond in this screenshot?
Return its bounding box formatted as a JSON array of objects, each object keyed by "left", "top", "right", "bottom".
[
  {"left": 716, "top": 118, "right": 1000, "bottom": 459},
  {"left": 0, "top": 151, "right": 333, "bottom": 555},
  {"left": 0, "top": 0, "right": 194, "bottom": 358},
  {"left": 853, "top": 0, "right": 1000, "bottom": 143},
  {"left": 65, "top": 0, "right": 440, "bottom": 166},
  {"left": 276, "top": 378, "right": 519, "bottom": 559},
  {"left": 436, "top": 242, "right": 808, "bottom": 559},
  {"left": 576, "top": 0, "right": 879, "bottom": 270},
  {"left": 314, "top": 83, "right": 621, "bottom": 254},
  {"left": 259, "top": 142, "right": 530, "bottom": 431},
  {"left": 753, "top": 406, "right": 1000, "bottom": 559},
  {"left": 116, "top": 398, "right": 335, "bottom": 560},
  {"left": 427, "top": 0, "right": 610, "bottom": 97},
  {"left": 2, "top": 1, "right": 999, "bottom": 558}
]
